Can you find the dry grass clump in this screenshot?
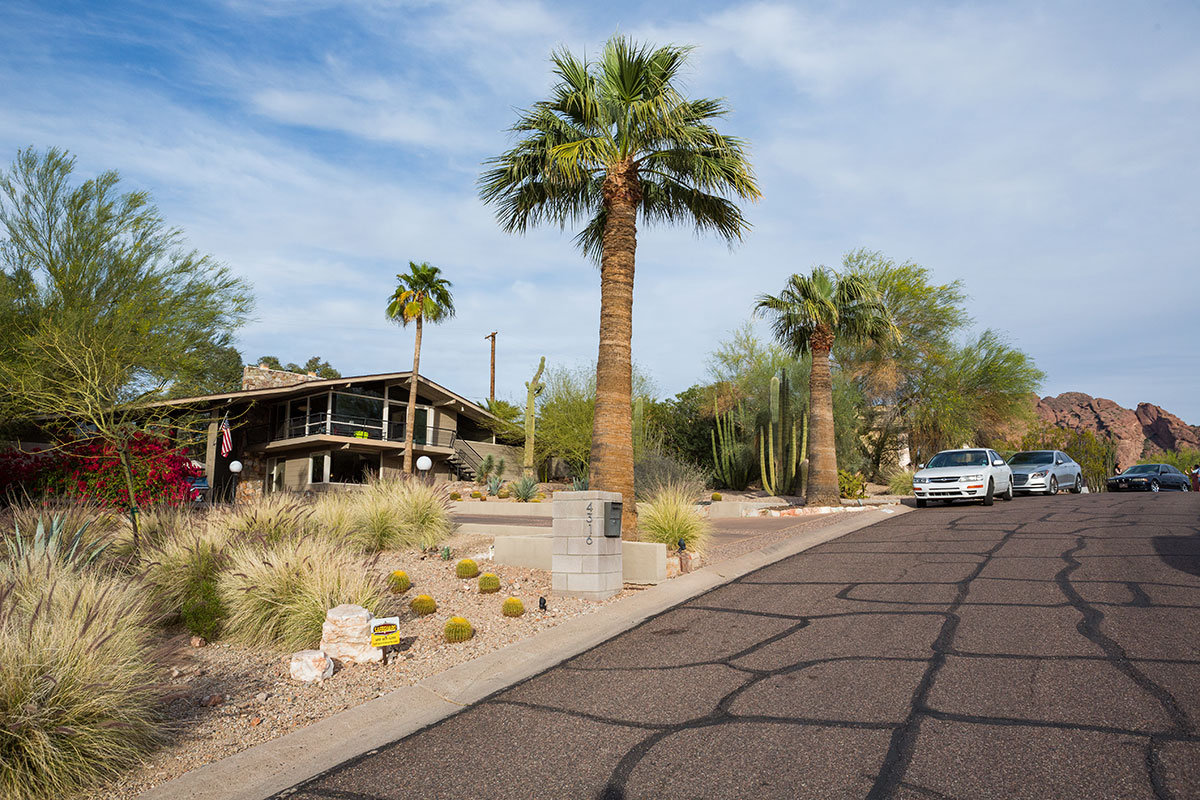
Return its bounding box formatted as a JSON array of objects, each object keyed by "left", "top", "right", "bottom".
[
  {"left": 639, "top": 480, "right": 712, "bottom": 553},
  {"left": 218, "top": 538, "right": 391, "bottom": 651},
  {"left": 105, "top": 505, "right": 199, "bottom": 568},
  {"left": 213, "top": 493, "right": 311, "bottom": 546},
  {"left": 887, "top": 469, "right": 915, "bottom": 496},
  {"left": 314, "top": 477, "right": 455, "bottom": 553},
  {"left": 143, "top": 529, "right": 229, "bottom": 639},
  {"left": 0, "top": 557, "right": 162, "bottom": 800}
]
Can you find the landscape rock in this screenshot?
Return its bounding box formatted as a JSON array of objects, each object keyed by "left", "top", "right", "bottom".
[
  {"left": 199, "top": 693, "right": 224, "bottom": 707},
  {"left": 190, "top": 636, "right": 207, "bottom": 648},
  {"left": 319, "top": 604, "right": 383, "bottom": 665},
  {"left": 289, "top": 650, "right": 334, "bottom": 683}
]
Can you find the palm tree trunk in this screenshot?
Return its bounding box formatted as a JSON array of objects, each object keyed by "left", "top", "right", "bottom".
[
  {"left": 807, "top": 330, "right": 840, "bottom": 506},
  {"left": 404, "top": 316, "right": 423, "bottom": 474},
  {"left": 590, "top": 171, "right": 639, "bottom": 539}
]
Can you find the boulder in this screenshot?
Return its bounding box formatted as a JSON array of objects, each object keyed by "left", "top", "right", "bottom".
[
  {"left": 290, "top": 650, "right": 334, "bottom": 683},
  {"left": 320, "top": 604, "right": 383, "bottom": 665}
]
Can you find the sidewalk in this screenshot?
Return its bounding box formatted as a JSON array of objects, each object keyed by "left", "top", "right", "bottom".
[{"left": 142, "top": 506, "right": 907, "bottom": 800}]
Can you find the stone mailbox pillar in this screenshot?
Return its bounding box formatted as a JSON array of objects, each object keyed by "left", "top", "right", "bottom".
[{"left": 552, "top": 490, "right": 623, "bottom": 600}]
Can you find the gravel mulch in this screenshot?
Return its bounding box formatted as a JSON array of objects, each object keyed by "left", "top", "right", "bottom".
[{"left": 91, "top": 533, "right": 640, "bottom": 800}]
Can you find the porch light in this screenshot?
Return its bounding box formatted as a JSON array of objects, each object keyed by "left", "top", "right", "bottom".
[
  {"left": 228, "top": 460, "right": 243, "bottom": 474},
  {"left": 416, "top": 456, "right": 432, "bottom": 472}
]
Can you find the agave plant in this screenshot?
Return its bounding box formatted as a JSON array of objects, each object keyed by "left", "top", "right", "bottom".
[
  {"left": 509, "top": 475, "right": 539, "bottom": 503},
  {"left": 486, "top": 474, "right": 504, "bottom": 496},
  {"left": 7, "top": 512, "right": 110, "bottom": 570}
]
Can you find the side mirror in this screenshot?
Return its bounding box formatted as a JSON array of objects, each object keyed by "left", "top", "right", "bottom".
[
  {"left": 917, "top": 463, "right": 925, "bottom": 470},
  {"left": 992, "top": 459, "right": 1006, "bottom": 467}
]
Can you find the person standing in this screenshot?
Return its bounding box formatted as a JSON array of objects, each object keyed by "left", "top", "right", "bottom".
[{"left": 1190, "top": 463, "right": 1199, "bottom": 493}]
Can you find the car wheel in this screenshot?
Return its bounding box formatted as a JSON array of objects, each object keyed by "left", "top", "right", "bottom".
[
  {"left": 1047, "top": 476, "right": 1058, "bottom": 496},
  {"left": 1001, "top": 480, "right": 1014, "bottom": 501},
  {"left": 1150, "top": 480, "right": 1160, "bottom": 493},
  {"left": 916, "top": 498, "right": 927, "bottom": 508},
  {"left": 1070, "top": 474, "right": 1083, "bottom": 494},
  {"left": 983, "top": 478, "right": 995, "bottom": 506}
]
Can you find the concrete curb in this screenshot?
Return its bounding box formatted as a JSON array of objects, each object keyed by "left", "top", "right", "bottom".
[{"left": 140, "top": 505, "right": 909, "bottom": 800}]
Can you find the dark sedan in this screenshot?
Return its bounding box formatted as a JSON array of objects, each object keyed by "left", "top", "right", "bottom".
[{"left": 1107, "top": 463, "right": 1191, "bottom": 492}]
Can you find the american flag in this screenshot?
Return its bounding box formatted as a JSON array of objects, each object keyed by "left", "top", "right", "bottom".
[{"left": 219, "top": 416, "right": 233, "bottom": 458}]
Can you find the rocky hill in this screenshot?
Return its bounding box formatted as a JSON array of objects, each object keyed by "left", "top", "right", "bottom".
[{"left": 1034, "top": 392, "right": 1200, "bottom": 468}]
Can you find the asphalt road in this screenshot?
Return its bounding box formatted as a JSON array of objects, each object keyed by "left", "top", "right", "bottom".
[{"left": 276, "top": 494, "right": 1200, "bottom": 800}]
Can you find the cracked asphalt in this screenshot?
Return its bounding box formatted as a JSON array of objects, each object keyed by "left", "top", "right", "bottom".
[{"left": 276, "top": 494, "right": 1200, "bottom": 800}]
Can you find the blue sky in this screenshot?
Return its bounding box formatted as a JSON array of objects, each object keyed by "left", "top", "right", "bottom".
[{"left": 2, "top": 0, "right": 1198, "bottom": 423}]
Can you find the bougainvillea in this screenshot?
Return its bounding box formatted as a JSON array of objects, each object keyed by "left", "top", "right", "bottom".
[{"left": 2, "top": 433, "right": 199, "bottom": 508}]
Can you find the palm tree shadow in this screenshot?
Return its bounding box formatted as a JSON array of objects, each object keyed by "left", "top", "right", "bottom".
[{"left": 1153, "top": 529, "right": 1200, "bottom": 579}]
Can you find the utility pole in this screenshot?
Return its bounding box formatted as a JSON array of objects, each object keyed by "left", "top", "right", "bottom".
[{"left": 485, "top": 331, "right": 498, "bottom": 403}]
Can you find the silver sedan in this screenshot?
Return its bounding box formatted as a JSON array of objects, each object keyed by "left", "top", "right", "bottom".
[{"left": 1008, "top": 450, "right": 1084, "bottom": 495}]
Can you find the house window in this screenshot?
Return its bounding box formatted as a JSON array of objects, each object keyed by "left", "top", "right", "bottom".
[
  {"left": 310, "top": 452, "right": 328, "bottom": 484},
  {"left": 329, "top": 451, "right": 379, "bottom": 484}
]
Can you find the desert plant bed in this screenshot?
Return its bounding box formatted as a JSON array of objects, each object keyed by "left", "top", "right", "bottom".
[{"left": 90, "top": 531, "right": 636, "bottom": 800}]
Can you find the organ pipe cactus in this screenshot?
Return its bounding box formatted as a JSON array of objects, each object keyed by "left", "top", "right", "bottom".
[
  {"left": 711, "top": 401, "right": 751, "bottom": 489},
  {"left": 759, "top": 371, "right": 807, "bottom": 497}
]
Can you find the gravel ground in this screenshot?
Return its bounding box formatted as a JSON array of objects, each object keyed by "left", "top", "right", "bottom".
[{"left": 91, "top": 532, "right": 642, "bottom": 800}]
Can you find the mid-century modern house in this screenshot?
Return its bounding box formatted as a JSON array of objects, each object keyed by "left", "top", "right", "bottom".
[{"left": 168, "top": 364, "right": 516, "bottom": 502}]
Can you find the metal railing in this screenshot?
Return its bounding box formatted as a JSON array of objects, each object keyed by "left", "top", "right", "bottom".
[{"left": 245, "top": 412, "right": 460, "bottom": 449}]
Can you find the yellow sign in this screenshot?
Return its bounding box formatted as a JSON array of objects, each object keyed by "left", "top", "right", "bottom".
[{"left": 371, "top": 616, "right": 401, "bottom": 648}]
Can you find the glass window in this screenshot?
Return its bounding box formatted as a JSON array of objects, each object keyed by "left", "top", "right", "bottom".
[
  {"left": 329, "top": 451, "right": 379, "bottom": 484},
  {"left": 310, "top": 453, "right": 327, "bottom": 483},
  {"left": 927, "top": 450, "right": 989, "bottom": 468},
  {"left": 333, "top": 393, "right": 383, "bottom": 422},
  {"left": 1009, "top": 451, "right": 1053, "bottom": 465}
]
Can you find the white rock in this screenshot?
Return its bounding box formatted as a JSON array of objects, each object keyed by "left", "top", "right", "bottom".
[
  {"left": 289, "top": 650, "right": 334, "bottom": 683},
  {"left": 319, "top": 604, "right": 383, "bottom": 665}
]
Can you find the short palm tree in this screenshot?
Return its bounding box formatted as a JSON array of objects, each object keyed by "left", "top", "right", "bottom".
[
  {"left": 755, "top": 268, "right": 898, "bottom": 506},
  {"left": 479, "top": 35, "right": 760, "bottom": 537},
  {"left": 386, "top": 262, "right": 455, "bottom": 473}
]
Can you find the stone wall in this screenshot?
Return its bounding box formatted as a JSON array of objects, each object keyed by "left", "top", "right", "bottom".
[{"left": 241, "top": 364, "right": 324, "bottom": 391}]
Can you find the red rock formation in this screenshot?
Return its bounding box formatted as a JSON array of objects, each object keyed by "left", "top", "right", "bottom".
[{"left": 1032, "top": 393, "right": 1200, "bottom": 468}]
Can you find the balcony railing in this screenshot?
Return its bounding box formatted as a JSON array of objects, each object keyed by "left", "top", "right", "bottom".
[{"left": 245, "top": 412, "right": 459, "bottom": 449}]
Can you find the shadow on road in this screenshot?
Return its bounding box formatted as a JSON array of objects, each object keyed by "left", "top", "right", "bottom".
[{"left": 1153, "top": 528, "right": 1200, "bottom": 578}]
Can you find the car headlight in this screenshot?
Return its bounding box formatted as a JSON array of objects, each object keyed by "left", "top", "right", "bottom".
[
  {"left": 962, "top": 474, "right": 983, "bottom": 481},
  {"left": 1029, "top": 470, "right": 1048, "bottom": 478},
  {"left": 913, "top": 477, "right": 928, "bottom": 484}
]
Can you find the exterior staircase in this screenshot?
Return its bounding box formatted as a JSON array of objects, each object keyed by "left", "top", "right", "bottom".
[{"left": 448, "top": 438, "right": 483, "bottom": 482}]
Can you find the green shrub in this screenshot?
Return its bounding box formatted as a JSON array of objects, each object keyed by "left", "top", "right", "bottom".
[
  {"left": 502, "top": 596, "right": 525, "bottom": 617},
  {"left": 639, "top": 481, "right": 711, "bottom": 553},
  {"left": 443, "top": 616, "right": 474, "bottom": 643},
  {"left": 218, "top": 538, "right": 390, "bottom": 651},
  {"left": 0, "top": 559, "right": 162, "bottom": 799},
  {"left": 410, "top": 594, "right": 437, "bottom": 615},
  {"left": 478, "top": 573, "right": 500, "bottom": 593},
  {"left": 144, "top": 532, "right": 228, "bottom": 639},
  {"left": 886, "top": 469, "right": 915, "bottom": 496},
  {"left": 387, "top": 569, "right": 411, "bottom": 593},
  {"left": 509, "top": 475, "right": 538, "bottom": 502},
  {"left": 838, "top": 470, "right": 867, "bottom": 499},
  {"left": 456, "top": 558, "right": 479, "bottom": 578}
]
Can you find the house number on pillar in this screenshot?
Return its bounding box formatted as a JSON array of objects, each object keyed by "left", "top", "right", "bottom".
[{"left": 585, "top": 502, "right": 593, "bottom": 545}]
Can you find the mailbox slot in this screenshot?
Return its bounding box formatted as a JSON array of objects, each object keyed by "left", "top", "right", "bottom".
[{"left": 604, "top": 501, "right": 622, "bottom": 538}]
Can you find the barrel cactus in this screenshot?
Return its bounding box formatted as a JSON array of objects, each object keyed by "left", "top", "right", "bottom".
[
  {"left": 387, "top": 570, "right": 411, "bottom": 593},
  {"left": 443, "top": 616, "right": 474, "bottom": 643},
  {"left": 478, "top": 573, "right": 501, "bottom": 593},
  {"left": 455, "top": 558, "right": 479, "bottom": 578},
  {"left": 410, "top": 594, "right": 437, "bottom": 616},
  {"left": 502, "top": 596, "right": 525, "bottom": 617}
]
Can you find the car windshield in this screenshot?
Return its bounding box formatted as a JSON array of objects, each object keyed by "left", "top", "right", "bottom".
[
  {"left": 1123, "top": 465, "right": 1158, "bottom": 475},
  {"left": 1009, "top": 451, "right": 1053, "bottom": 465},
  {"left": 926, "top": 450, "right": 989, "bottom": 469}
]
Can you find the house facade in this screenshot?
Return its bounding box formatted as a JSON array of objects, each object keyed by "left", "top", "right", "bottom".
[{"left": 173, "top": 365, "right": 515, "bottom": 502}]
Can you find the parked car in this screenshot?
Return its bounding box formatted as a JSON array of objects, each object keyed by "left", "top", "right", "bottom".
[
  {"left": 912, "top": 448, "right": 1014, "bottom": 508},
  {"left": 1008, "top": 450, "right": 1084, "bottom": 495},
  {"left": 1106, "top": 464, "right": 1191, "bottom": 492}
]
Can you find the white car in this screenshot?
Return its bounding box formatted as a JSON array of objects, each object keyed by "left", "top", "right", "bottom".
[{"left": 913, "top": 448, "right": 1014, "bottom": 508}]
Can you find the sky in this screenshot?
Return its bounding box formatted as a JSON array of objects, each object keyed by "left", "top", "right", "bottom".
[{"left": 2, "top": 0, "right": 1198, "bottom": 423}]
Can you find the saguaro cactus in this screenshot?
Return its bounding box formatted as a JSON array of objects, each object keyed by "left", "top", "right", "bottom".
[
  {"left": 523, "top": 356, "right": 545, "bottom": 477},
  {"left": 759, "top": 371, "right": 806, "bottom": 497}
]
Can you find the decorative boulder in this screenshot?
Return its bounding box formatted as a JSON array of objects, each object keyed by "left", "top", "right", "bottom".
[
  {"left": 290, "top": 650, "right": 334, "bottom": 683},
  {"left": 320, "top": 604, "right": 383, "bottom": 665}
]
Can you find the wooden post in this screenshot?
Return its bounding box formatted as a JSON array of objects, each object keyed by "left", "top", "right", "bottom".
[{"left": 485, "top": 331, "right": 498, "bottom": 403}]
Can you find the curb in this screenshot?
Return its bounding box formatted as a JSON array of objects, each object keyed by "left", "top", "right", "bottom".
[{"left": 140, "top": 505, "right": 909, "bottom": 800}]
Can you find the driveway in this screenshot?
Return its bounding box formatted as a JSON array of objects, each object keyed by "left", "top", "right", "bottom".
[{"left": 275, "top": 494, "right": 1200, "bottom": 799}]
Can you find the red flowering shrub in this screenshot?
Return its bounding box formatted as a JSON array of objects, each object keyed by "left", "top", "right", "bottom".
[{"left": 2, "top": 433, "right": 200, "bottom": 508}]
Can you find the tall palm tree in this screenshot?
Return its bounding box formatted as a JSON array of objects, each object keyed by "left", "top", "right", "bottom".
[
  {"left": 755, "top": 268, "right": 898, "bottom": 506},
  {"left": 386, "top": 262, "right": 455, "bottom": 473},
  {"left": 479, "top": 35, "right": 760, "bottom": 537}
]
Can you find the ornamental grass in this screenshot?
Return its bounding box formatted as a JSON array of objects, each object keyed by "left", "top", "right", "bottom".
[
  {"left": 0, "top": 557, "right": 162, "bottom": 800},
  {"left": 639, "top": 480, "right": 712, "bottom": 553}
]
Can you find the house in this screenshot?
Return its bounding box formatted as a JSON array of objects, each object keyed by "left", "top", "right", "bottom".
[{"left": 166, "top": 364, "right": 516, "bottom": 502}]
